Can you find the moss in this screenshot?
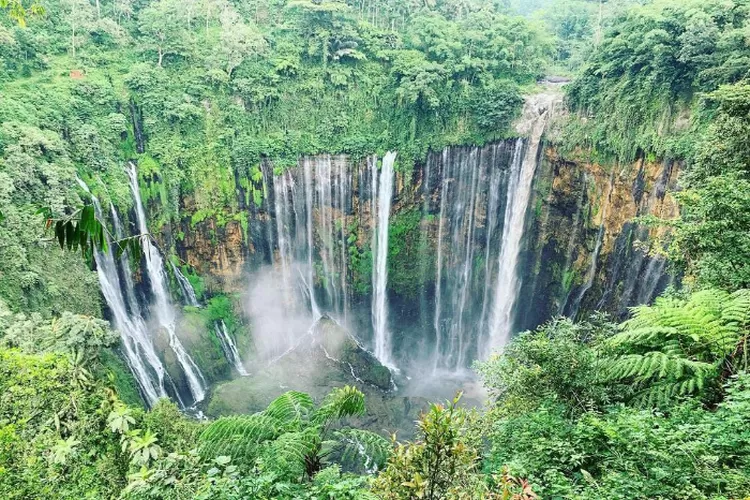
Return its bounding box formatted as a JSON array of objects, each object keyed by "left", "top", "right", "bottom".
[
  {"left": 348, "top": 221, "right": 372, "bottom": 296},
  {"left": 99, "top": 349, "right": 143, "bottom": 408},
  {"left": 177, "top": 308, "right": 229, "bottom": 382},
  {"left": 387, "top": 209, "right": 434, "bottom": 298}
]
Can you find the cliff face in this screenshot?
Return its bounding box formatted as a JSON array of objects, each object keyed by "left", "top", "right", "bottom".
[
  {"left": 516, "top": 150, "right": 679, "bottom": 331},
  {"left": 165, "top": 144, "right": 679, "bottom": 366},
  {"left": 178, "top": 195, "right": 247, "bottom": 293}
]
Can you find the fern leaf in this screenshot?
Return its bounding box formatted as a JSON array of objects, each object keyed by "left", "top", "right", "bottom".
[
  {"left": 263, "top": 391, "right": 314, "bottom": 425},
  {"left": 198, "top": 414, "right": 281, "bottom": 464},
  {"left": 332, "top": 428, "right": 392, "bottom": 473},
  {"left": 312, "top": 386, "right": 366, "bottom": 425}
]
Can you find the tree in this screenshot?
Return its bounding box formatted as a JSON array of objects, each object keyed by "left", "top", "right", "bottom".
[
  {"left": 476, "top": 317, "right": 614, "bottom": 415},
  {"left": 371, "top": 394, "right": 524, "bottom": 500},
  {"left": 61, "top": 0, "right": 96, "bottom": 59},
  {"left": 138, "top": 0, "right": 191, "bottom": 66},
  {"left": 214, "top": 8, "right": 266, "bottom": 79},
  {"left": 0, "top": 0, "right": 43, "bottom": 27}
]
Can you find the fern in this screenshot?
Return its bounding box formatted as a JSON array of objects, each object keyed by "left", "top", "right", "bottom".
[
  {"left": 332, "top": 428, "right": 392, "bottom": 473},
  {"left": 263, "top": 391, "right": 314, "bottom": 425},
  {"left": 601, "top": 289, "right": 750, "bottom": 406},
  {"left": 198, "top": 386, "right": 372, "bottom": 479},
  {"left": 198, "top": 413, "right": 281, "bottom": 464},
  {"left": 264, "top": 427, "right": 321, "bottom": 479},
  {"left": 312, "top": 385, "right": 366, "bottom": 425}
]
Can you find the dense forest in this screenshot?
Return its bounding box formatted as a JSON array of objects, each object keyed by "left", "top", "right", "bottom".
[{"left": 2, "top": 0, "right": 750, "bottom": 498}]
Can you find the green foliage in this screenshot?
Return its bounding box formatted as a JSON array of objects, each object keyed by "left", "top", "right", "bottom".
[
  {"left": 0, "top": 348, "right": 126, "bottom": 498},
  {"left": 0, "top": 0, "right": 43, "bottom": 27},
  {"left": 482, "top": 303, "right": 750, "bottom": 499},
  {"left": 199, "top": 386, "right": 388, "bottom": 481},
  {"left": 372, "top": 393, "right": 503, "bottom": 500},
  {"left": 0, "top": 0, "right": 546, "bottom": 241},
  {"left": 387, "top": 209, "right": 433, "bottom": 298},
  {"left": 565, "top": 0, "right": 750, "bottom": 162},
  {"left": 653, "top": 82, "right": 750, "bottom": 291},
  {"left": 601, "top": 289, "right": 750, "bottom": 407},
  {"left": 476, "top": 316, "right": 615, "bottom": 415}
]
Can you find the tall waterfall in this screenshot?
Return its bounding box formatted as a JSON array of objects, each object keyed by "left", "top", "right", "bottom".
[
  {"left": 489, "top": 93, "right": 558, "bottom": 349},
  {"left": 76, "top": 179, "right": 169, "bottom": 407},
  {"left": 431, "top": 143, "right": 519, "bottom": 371},
  {"left": 127, "top": 163, "right": 207, "bottom": 404},
  {"left": 371, "top": 152, "right": 397, "bottom": 367},
  {"left": 271, "top": 155, "right": 352, "bottom": 324}
]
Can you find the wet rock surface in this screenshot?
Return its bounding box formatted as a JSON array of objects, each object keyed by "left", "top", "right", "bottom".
[{"left": 206, "top": 318, "right": 430, "bottom": 438}]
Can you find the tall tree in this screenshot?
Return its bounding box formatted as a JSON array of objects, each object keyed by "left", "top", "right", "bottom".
[{"left": 138, "top": 0, "right": 191, "bottom": 66}]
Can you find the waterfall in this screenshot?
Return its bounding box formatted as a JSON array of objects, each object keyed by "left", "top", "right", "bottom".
[
  {"left": 430, "top": 143, "right": 518, "bottom": 372},
  {"left": 126, "top": 163, "right": 207, "bottom": 404},
  {"left": 432, "top": 150, "right": 447, "bottom": 370},
  {"left": 567, "top": 220, "right": 605, "bottom": 319},
  {"left": 478, "top": 145, "right": 508, "bottom": 336},
  {"left": 171, "top": 262, "right": 199, "bottom": 307},
  {"left": 111, "top": 205, "right": 143, "bottom": 318},
  {"left": 214, "top": 320, "right": 249, "bottom": 376},
  {"left": 489, "top": 93, "right": 558, "bottom": 350},
  {"left": 302, "top": 158, "right": 322, "bottom": 319},
  {"left": 76, "top": 179, "right": 169, "bottom": 407},
  {"left": 272, "top": 157, "right": 352, "bottom": 323},
  {"left": 371, "top": 152, "right": 397, "bottom": 367},
  {"left": 433, "top": 149, "right": 482, "bottom": 370}
]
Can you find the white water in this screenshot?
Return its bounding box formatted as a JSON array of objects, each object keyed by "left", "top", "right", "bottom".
[
  {"left": 126, "top": 163, "right": 207, "bottom": 404},
  {"left": 214, "top": 320, "right": 249, "bottom": 376},
  {"left": 568, "top": 219, "right": 606, "bottom": 319},
  {"left": 432, "top": 150, "right": 448, "bottom": 371},
  {"left": 111, "top": 205, "right": 143, "bottom": 318},
  {"left": 478, "top": 145, "right": 509, "bottom": 337},
  {"left": 171, "top": 261, "right": 199, "bottom": 307},
  {"left": 371, "top": 152, "right": 397, "bottom": 367},
  {"left": 489, "top": 93, "right": 558, "bottom": 350},
  {"left": 302, "top": 158, "right": 322, "bottom": 319},
  {"left": 76, "top": 178, "right": 168, "bottom": 407},
  {"left": 272, "top": 157, "right": 352, "bottom": 324}
]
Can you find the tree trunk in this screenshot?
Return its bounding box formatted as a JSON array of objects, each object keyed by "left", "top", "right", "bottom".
[{"left": 158, "top": 47, "right": 163, "bottom": 67}]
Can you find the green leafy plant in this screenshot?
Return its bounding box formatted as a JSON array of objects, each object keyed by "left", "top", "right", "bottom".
[
  {"left": 601, "top": 289, "right": 750, "bottom": 407},
  {"left": 372, "top": 393, "right": 503, "bottom": 500},
  {"left": 198, "top": 386, "right": 390, "bottom": 480}
]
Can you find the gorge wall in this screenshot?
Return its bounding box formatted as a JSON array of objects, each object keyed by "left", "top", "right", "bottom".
[
  {"left": 95, "top": 91, "right": 681, "bottom": 412},
  {"left": 161, "top": 127, "right": 679, "bottom": 377}
]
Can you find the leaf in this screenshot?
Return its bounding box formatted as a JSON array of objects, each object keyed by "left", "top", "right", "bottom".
[{"left": 55, "top": 220, "right": 65, "bottom": 249}]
